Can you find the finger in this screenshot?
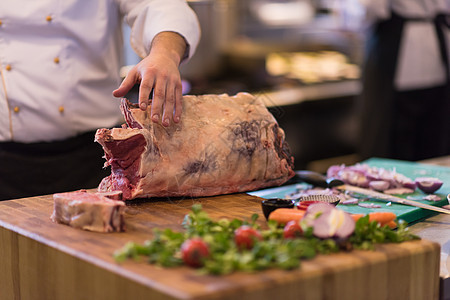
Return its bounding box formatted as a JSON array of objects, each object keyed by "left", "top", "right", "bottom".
[
  {"left": 173, "top": 81, "right": 183, "bottom": 123},
  {"left": 113, "top": 71, "right": 138, "bottom": 98},
  {"left": 138, "top": 77, "right": 154, "bottom": 111},
  {"left": 162, "top": 82, "right": 176, "bottom": 127},
  {"left": 150, "top": 79, "right": 166, "bottom": 123}
]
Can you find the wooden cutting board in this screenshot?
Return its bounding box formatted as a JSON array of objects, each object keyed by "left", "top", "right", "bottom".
[{"left": 0, "top": 192, "right": 440, "bottom": 300}]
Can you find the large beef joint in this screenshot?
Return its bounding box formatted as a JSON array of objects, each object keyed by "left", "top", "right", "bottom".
[
  {"left": 51, "top": 190, "right": 125, "bottom": 232},
  {"left": 95, "top": 92, "right": 295, "bottom": 200}
]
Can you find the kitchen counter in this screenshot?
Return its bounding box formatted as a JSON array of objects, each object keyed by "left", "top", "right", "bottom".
[{"left": 411, "top": 156, "right": 450, "bottom": 300}]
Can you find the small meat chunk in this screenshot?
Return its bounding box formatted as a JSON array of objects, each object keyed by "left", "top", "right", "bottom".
[{"left": 51, "top": 190, "right": 125, "bottom": 232}]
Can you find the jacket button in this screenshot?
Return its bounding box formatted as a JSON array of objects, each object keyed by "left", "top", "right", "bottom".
[
  {"left": 46, "top": 15, "right": 53, "bottom": 22},
  {"left": 58, "top": 106, "right": 64, "bottom": 113},
  {"left": 5, "top": 64, "right": 11, "bottom": 71},
  {"left": 13, "top": 106, "right": 20, "bottom": 113},
  {"left": 54, "top": 57, "right": 60, "bottom": 64}
]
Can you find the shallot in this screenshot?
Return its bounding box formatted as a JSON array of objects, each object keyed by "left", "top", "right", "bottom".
[
  {"left": 369, "top": 180, "right": 390, "bottom": 191},
  {"left": 327, "top": 163, "right": 417, "bottom": 192},
  {"left": 341, "top": 198, "right": 359, "bottom": 205},
  {"left": 358, "top": 203, "right": 382, "bottom": 209},
  {"left": 415, "top": 177, "right": 443, "bottom": 194},
  {"left": 312, "top": 211, "right": 337, "bottom": 239},
  {"left": 302, "top": 203, "right": 355, "bottom": 239},
  {"left": 305, "top": 202, "right": 335, "bottom": 217},
  {"left": 334, "top": 212, "right": 356, "bottom": 239},
  {"left": 423, "top": 194, "right": 442, "bottom": 201},
  {"left": 301, "top": 202, "right": 334, "bottom": 227}
]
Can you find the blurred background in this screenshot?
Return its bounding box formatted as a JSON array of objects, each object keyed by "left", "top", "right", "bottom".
[{"left": 123, "top": 0, "right": 368, "bottom": 172}]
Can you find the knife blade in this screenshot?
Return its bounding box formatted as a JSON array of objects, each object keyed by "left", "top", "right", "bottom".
[
  {"left": 124, "top": 83, "right": 140, "bottom": 104},
  {"left": 124, "top": 84, "right": 153, "bottom": 104},
  {"left": 294, "top": 170, "right": 450, "bottom": 215}
]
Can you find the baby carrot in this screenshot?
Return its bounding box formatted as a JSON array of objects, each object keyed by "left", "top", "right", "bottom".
[
  {"left": 368, "top": 212, "right": 397, "bottom": 226},
  {"left": 351, "top": 212, "right": 397, "bottom": 227},
  {"left": 351, "top": 214, "right": 364, "bottom": 222},
  {"left": 386, "top": 220, "right": 397, "bottom": 229},
  {"left": 268, "top": 208, "right": 306, "bottom": 225}
]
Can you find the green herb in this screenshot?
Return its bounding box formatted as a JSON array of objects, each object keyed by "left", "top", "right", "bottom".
[
  {"left": 349, "top": 215, "right": 420, "bottom": 250},
  {"left": 114, "top": 204, "right": 420, "bottom": 275},
  {"left": 114, "top": 228, "right": 184, "bottom": 267}
]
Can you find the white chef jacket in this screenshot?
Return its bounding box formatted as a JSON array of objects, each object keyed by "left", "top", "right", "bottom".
[
  {"left": 360, "top": 0, "right": 449, "bottom": 90},
  {"left": 0, "top": 0, "right": 200, "bottom": 143}
]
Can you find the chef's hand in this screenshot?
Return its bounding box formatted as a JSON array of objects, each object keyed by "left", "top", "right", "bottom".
[{"left": 113, "top": 31, "right": 187, "bottom": 127}]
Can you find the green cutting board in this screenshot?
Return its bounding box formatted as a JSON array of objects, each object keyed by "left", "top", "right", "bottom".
[{"left": 248, "top": 158, "right": 450, "bottom": 225}]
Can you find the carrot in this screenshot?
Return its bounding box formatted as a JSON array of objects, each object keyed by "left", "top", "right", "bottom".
[
  {"left": 351, "top": 212, "right": 397, "bottom": 227},
  {"left": 386, "top": 220, "right": 397, "bottom": 229},
  {"left": 268, "top": 208, "right": 306, "bottom": 225},
  {"left": 368, "top": 212, "right": 397, "bottom": 226},
  {"left": 351, "top": 214, "right": 364, "bottom": 222}
]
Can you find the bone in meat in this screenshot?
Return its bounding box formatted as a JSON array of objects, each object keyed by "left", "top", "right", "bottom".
[
  {"left": 95, "top": 92, "right": 295, "bottom": 200},
  {"left": 51, "top": 190, "right": 125, "bottom": 232}
]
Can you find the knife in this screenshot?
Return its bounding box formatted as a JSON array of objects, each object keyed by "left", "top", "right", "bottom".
[
  {"left": 124, "top": 84, "right": 153, "bottom": 104},
  {"left": 295, "top": 170, "right": 450, "bottom": 215}
]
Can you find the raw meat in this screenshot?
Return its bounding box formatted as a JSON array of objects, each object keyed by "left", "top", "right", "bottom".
[
  {"left": 95, "top": 92, "right": 295, "bottom": 200},
  {"left": 51, "top": 190, "right": 125, "bottom": 232}
]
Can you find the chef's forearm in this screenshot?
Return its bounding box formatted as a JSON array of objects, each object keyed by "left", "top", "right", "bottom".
[{"left": 149, "top": 31, "right": 187, "bottom": 66}]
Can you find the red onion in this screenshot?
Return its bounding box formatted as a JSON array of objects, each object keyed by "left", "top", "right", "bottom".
[
  {"left": 327, "top": 165, "right": 344, "bottom": 178},
  {"left": 393, "top": 173, "right": 417, "bottom": 190},
  {"left": 358, "top": 202, "right": 381, "bottom": 209},
  {"left": 369, "top": 180, "right": 390, "bottom": 191},
  {"left": 365, "top": 166, "right": 381, "bottom": 181},
  {"left": 334, "top": 212, "right": 356, "bottom": 239},
  {"left": 327, "top": 163, "right": 416, "bottom": 191},
  {"left": 303, "top": 203, "right": 356, "bottom": 239},
  {"left": 339, "top": 169, "right": 370, "bottom": 187},
  {"left": 313, "top": 210, "right": 337, "bottom": 239},
  {"left": 415, "top": 177, "right": 443, "bottom": 194},
  {"left": 423, "top": 194, "right": 442, "bottom": 201},
  {"left": 305, "top": 202, "right": 335, "bottom": 217},
  {"left": 341, "top": 198, "right": 359, "bottom": 205},
  {"left": 400, "top": 180, "right": 417, "bottom": 190},
  {"left": 301, "top": 202, "right": 335, "bottom": 227}
]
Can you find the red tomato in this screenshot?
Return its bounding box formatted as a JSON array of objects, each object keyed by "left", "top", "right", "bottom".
[
  {"left": 297, "top": 201, "right": 321, "bottom": 211},
  {"left": 181, "top": 238, "right": 210, "bottom": 268},
  {"left": 283, "top": 220, "right": 303, "bottom": 239},
  {"left": 234, "top": 225, "right": 262, "bottom": 250}
]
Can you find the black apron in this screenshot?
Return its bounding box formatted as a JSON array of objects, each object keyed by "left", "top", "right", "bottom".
[
  {"left": 0, "top": 131, "right": 110, "bottom": 201},
  {"left": 358, "top": 11, "right": 450, "bottom": 161}
]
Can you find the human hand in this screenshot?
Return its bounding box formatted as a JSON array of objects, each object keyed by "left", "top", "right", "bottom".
[{"left": 113, "top": 32, "right": 187, "bottom": 127}]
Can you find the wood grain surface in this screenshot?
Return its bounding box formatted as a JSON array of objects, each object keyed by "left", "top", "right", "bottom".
[{"left": 0, "top": 192, "right": 441, "bottom": 300}]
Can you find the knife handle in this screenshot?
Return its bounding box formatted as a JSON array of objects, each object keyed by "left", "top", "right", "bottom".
[{"left": 294, "top": 170, "right": 344, "bottom": 188}]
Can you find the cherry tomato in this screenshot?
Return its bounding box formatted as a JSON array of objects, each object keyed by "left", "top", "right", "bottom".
[
  {"left": 283, "top": 220, "right": 303, "bottom": 239},
  {"left": 234, "top": 225, "right": 262, "bottom": 250},
  {"left": 180, "top": 238, "right": 210, "bottom": 268}
]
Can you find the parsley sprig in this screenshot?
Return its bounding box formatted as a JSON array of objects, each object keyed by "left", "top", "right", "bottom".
[{"left": 349, "top": 215, "right": 420, "bottom": 250}]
